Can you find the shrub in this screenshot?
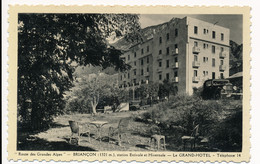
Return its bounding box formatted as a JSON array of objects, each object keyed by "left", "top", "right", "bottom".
[{"left": 137, "top": 94, "right": 242, "bottom": 151}]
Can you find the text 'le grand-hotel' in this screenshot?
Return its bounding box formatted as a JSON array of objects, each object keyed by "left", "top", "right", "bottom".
[{"left": 118, "top": 17, "right": 230, "bottom": 95}]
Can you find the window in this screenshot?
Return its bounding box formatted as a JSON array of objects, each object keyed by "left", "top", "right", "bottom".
[
  {"left": 212, "top": 58, "right": 215, "bottom": 67},
  {"left": 220, "top": 73, "right": 224, "bottom": 79},
  {"left": 141, "top": 49, "right": 144, "bottom": 54},
  {"left": 203, "top": 71, "right": 208, "bottom": 76},
  {"left": 212, "top": 72, "right": 215, "bottom": 79},
  {"left": 134, "top": 70, "right": 136, "bottom": 75},
  {"left": 147, "top": 57, "right": 149, "bottom": 63},
  {"left": 221, "top": 47, "right": 224, "bottom": 52},
  {"left": 159, "top": 50, "right": 162, "bottom": 55},
  {"left": 166, "top": 73, "right": 170, "bottom": 80},
  {"left": 194, "top": 70, "right": 198, "bottom": 77},
  {"left": 175, "top": 57, "right": 178, "bottom": 63},
  {"left": 141, "top": 59, "right": 143, "bottom": 65},
  {"left": 194, "top": 55, "right": 198, "bottom": 62},
  {"left": 221, "top": 33, "right": 224, "bottom": 41},
  {"left": 134, "top": 61, "right": 136, "bottom": 66},
  {"left": 220, "top": 59, "right": 224, "bottom": 65},
  {"left": 175, "top": 44, "right": 178, "bottom": 49},
  {"left": 134, "top": 52, "right": 136, "bottom": 58},
  {"left": 159, "top": 61, "right": 162, "bottom": 67},
  {"left": 166, "top": 60, "right": 169, "bottom": 68},
  {"left": 175, "top": 29, "right": 178, "bottom": 37},
  {"left": 159, "top": 37, "right": 162, "bottom": 44},
  {"left": 203, "top": 57, "right": 208, "bottom": 63},
  {"left": 194, "top": 26, "right": 198, "bottom": 34},
  {"left": 147, "top": 46, "right": 149, "bottom": 52},
  {"left": 174, "top": 71, "right": 178, "bottom": 77},
  {"left": 166, "top": 47, "right": 170, "bottom": 55},
  {"left": 203, "top": 28, "right": 207, "bottom": 34},
  {"left": 212, "top": 45, "right": 216, "bottom": 54},
  {"left": 167, "top": 33, "right": 169, "bottom": 40},
  {"left": 133, "top": 79, "right": 136, "bottom": 84},
  {"left": 203, "top": 43, "right": 206, "bottom": 49},
  {"left": 159, "top": 74, "right": 162, "bottom": 80},
  {"left": 141, "top": 69, "right": 143, "bottom": 75},
  {"left": 147, "top": 67, "right": 149, "bottom": 72},
  {"left": 128, "top": 73, "right": 130, "bottom": 78},
  {"left": 212, "top": 31, "right": 216, "bottom": 39},
  {"left": 194, "top": 41, "right": 198, "bottom": 47}
]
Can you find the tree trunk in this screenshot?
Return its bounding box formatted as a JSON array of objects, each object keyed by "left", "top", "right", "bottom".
[{"left": 90, "top": 95, "right": 99, "bottom": 114}]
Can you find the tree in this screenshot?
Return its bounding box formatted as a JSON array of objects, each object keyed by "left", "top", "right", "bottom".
[
  {"left": 158, "top": 79, "right": 177, "bottom": 99},
  {"left": 65, "top": 73, "right": 120, "bottom": 114},
  {"left": 18, "top": 14, "right": 141, "bottom": 130},
  {"left": 135, "top": 82, "right": 159, "bottom": 104}
]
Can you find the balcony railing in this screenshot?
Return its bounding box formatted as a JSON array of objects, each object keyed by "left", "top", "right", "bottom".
[
  {"left": 172, "top": 77, "right": 179, "bottom": 82},
  {"left": 192, "top": 61, "right": 200, "bottom": 68},
  {"left": 193, "top": 46, "right": 201, "bottom": 54},
  {"left": 219, "top": 65, "right": 226, "bottom": 71},
  {"left": 172, "top": 48, "right": 179, "bottom": 55},
  {"left": 192, "top": 76, "right": 200, "bottom": 82},
  {"left": 157, "top": 67, "right": 162, "bottom": 72},
  {"left": 144, "top": 72, "right": 150, "bottom": 76},
  {"left": 219, "top": 51, "right": 227, "bottom": 58},
  {"left": 172, "top": 62, "right": 179, "bottom": 69},
  {"left": 157, "top": 55, "right": 163, "bottom": 60}
]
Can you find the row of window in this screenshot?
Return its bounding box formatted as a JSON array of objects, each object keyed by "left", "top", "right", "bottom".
[
  {"left": 194, "top": 26, "right": 225, "bottom": 41},
  {"left": 158, "top": 29, "right": 179, "bottom": 44},
  {"left": 194, "top": 55, "right": 225, "bottom": 67},
  {"left": 194, "top": 41, "right": 226, "bottom": 54},
  {"left": 193, "top": 70, "right": 225, "bottom": 79},
  {"left": 158, "top": 71, "right": 178, "bottom": 81}
]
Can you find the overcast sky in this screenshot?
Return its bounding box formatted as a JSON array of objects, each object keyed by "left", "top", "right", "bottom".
[{"left": 140, "top": 14, "right": 243, "bottom": 44}]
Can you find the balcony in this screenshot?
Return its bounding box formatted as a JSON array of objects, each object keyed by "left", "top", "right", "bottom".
[
  {"left": 172, "top": 62, "right": 179, "bottom": 69},
  {"left": 157, "top": 67, "right": 162, "bottom": 72},
  {"left": 192, "top": 76, "right": 200, "bottom": 83},
  {"left": 219, "top": 51, "right": 227, "bottom": 58},
  {"left": 219, "top": 65, "right": 226, "bottom": 71},
  {"left": 144, "top": 72, "right": 150, "bottom": 77},
  {"left": 131, "top": 65, "right": 137, "bottom": 69},
  {"left": 172, "top": 77, "right": 179, "bottom": 83},
  {"left": 172, "top": 48, "right": 179, "bottom": 55},
  {"left": 193, "top": 46, "right": 201, "bottom": 54},
  {"left": 192, "top": 61, "right": 200, "bottom": 68},
  {"left": 157, "top": 55, "right": 163, "bottom": 60}
]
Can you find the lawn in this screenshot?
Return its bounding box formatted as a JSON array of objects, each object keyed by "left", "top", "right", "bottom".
[
  {"left": 17, "top": 110, "right": 172, "bottom": 151},
  {"left": 17, "top": 98, "right": 242, "bottom": 152}
]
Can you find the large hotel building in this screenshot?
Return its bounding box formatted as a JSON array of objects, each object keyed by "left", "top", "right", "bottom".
[{"left": 118, "top": 16, "right": 230, "bottom": 95}]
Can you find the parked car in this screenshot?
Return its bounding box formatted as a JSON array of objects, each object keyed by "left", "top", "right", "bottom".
[
  {"left": 129, "top": 100, "right": 141, "bottom": 111},
  {"left": 202, "top": 79, "right": 234, "bottom": 99}
]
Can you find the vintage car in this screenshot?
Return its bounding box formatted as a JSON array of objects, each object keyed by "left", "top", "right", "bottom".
[
  {"left": 202, "top": 79, "right": 234, "bottom": 99},
  {"left": 129, "top": 100, "right": 141, "bottom": 111}
]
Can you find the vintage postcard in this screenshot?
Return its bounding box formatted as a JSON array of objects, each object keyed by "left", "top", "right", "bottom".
[{"left": 8, "top": 5, "right": 250, "bottom": 162}]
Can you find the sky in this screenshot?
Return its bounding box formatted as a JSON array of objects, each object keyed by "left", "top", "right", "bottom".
[{"left": 140, "top": 14, "right": 243, "bottom": 44}]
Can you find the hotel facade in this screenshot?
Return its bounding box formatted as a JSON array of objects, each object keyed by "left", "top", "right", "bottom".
[{"left": 118, "top": 17, "right": 230, "bottom": 95}]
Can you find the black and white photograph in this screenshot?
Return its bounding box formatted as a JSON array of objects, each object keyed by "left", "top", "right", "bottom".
[{"left": 16, "top": 13, "right": 244, "bottom": 153}]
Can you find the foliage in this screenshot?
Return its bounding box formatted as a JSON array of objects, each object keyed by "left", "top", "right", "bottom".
[
  {"left": 137, "top": 95, "right": 242, "bottom": 151},
  {"left": 18, "top": 14, "right": 141, "bottom": 130},
  {"left": 136, "top": 82, "right": 159, "bottom": 98},
  {"left": 65, "top": 73, "right": 120, "bottom": 114},
  {"left": 192, "top": 86, "right": 203, "bottom": 98},
  {"left": 229, "top": 40, "right": 243, "bottom": 75},
  {"left": 158, "top": 79, "right": 178, "bottom": 98}
]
